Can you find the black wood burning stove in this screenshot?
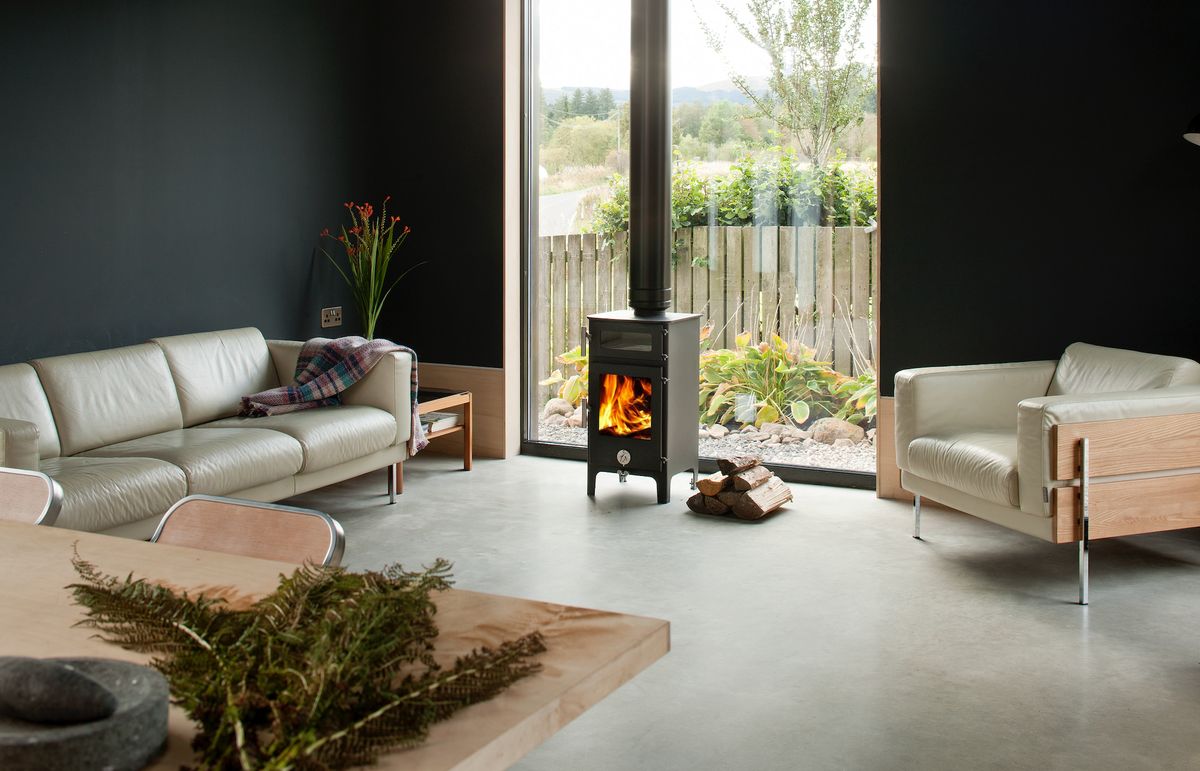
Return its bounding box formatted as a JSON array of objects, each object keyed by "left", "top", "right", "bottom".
[
  {"left": 586, "top": 310, "right": 699, "bottom": 503},
  {"left": 585, "top": 0, "right": 699, "bottom": 503}
]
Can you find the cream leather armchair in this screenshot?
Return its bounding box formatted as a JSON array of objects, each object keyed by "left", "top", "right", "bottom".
[{"left": 895, "top": 343, "right": 1200, "bottom": 604}]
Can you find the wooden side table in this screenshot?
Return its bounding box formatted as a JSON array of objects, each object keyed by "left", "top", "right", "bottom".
[{"left": 395, "top": 389, "right": 473, "bottom": 495}]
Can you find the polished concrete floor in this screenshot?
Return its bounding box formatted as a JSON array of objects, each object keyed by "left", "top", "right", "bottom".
[{"left": 292, "top": 454, "right": 1200, "bottom": 771}]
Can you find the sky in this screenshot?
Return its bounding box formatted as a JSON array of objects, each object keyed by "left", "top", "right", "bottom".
[{"left": 536, "top": 0, "right": 878, "bottom": 90}]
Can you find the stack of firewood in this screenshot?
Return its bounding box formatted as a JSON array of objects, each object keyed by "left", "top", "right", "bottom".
[{"left": 686, "top": 454, "right": 793, "bottom": 521}]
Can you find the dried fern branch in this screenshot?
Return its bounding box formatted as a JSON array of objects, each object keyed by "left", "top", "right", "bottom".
[{"left": 68, "top": 553, "right": 545, "bottom": 770}]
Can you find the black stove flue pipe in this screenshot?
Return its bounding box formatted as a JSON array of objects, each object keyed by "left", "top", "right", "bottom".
[{"left": 628, "top": 0, "right": 672, "bottom": 316}]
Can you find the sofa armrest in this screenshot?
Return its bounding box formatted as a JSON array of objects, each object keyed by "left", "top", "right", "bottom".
[
  {"left": 266, "top": 339, "right": 303, "bottom": 386},
  {"left": 1017, "top": 385, "right": 1200, "bottom": 515},
  {"left": 266, "top": 340, "right": 414, "bottom": 447},
  {"left": 894, "top": 361, "right": 1056, "bottom": 470},
  {"left": 0, "top": 417, "right": 41, "bottom": 470},
  {"left": 343, "top": 351, "right": 413, "bottom": 446}
]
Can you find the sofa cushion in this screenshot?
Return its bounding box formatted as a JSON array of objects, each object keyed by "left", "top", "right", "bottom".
[
  {"left": 907, "top": 430, "right": 1019, "bottom": 508},
  {"left": 1048, "top": 342, "right": 1200, "bottom": 396},
  {"left": 201, "top": 405, "right": 397, "bottom": 473},
  {"left": 38, "top": 456, "right": 187, "bottom": 532},
  {"left": 31, "top": 343, "right": 184, "bottom": 456},
  {"left": 152, "top": 328, "right": 278, "bottom": 426},
  {"left": 80, "top": 427, "right": 302, "bottom": 496},
  {"left": 0, "top": 363, "right": 61, "bottom": 459}
]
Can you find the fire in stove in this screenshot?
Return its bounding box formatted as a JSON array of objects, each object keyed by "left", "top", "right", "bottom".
[{"left": 598, "top": 374, "right": 653, "bottom": 440}]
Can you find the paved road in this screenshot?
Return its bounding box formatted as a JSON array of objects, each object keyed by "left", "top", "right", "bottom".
[{"left": 538, "top": 188, "right": 594, "bottom": 236}]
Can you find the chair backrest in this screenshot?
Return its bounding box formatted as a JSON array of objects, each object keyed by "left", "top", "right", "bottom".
[
  {"left": 0, "top": 467, "right": 63, "bottom": 526},
  {"left": 151, "top": 495, "right": 345, "bottom": 566},
  {"left": 1048, "top": 342, "right": 1200, "bottom": 396}
]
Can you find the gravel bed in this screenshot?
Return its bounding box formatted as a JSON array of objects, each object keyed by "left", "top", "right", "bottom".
[{"left": 535, "top": 422, "right": 876, "bottom": 473}]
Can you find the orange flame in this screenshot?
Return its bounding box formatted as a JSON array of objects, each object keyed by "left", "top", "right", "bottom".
[{"left": 598, "top": 374, "right": 652, "bottom": 440}]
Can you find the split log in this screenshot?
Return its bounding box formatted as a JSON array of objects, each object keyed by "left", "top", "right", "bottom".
[
  {"left": 716, "top": 490, "right": 743, "bottom": 509},
  {"left": 687, "top": 492, "right": 730, "bottom": 515},
  {"left": 703, "top": 495, "right": 730, "bottom": 515},
  {"left": 696, "top": 472, "right": 730, "bottom": 496},
  {"left": 732, "top": 477, "right": 792, "bottom": 520},
  {"left": 717, "top": 454, "right": 762, "bottom": 476},
  {"left": 732, "top": 465, "right": 772, "bottom": 491}
]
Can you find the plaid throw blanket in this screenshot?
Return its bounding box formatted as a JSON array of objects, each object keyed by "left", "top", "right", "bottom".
[{"left": 240, "top": 336, "right": 428, "bottom": 455}]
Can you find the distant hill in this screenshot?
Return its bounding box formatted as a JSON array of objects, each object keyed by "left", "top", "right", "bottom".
[{"left": 542, "top": 78, "right": 767, "bottom": 108}]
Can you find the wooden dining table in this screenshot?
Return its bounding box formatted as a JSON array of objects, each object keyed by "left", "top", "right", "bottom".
[{"left": 0, "top": 521, "right": 669, "bottom": 770}]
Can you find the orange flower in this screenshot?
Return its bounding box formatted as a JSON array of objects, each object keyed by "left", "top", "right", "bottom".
[
  {"left": 402, "top": 225, "right": 411, "bottom": 235},
  {"left": 320, "top": 227, "right": 331, "bottom": 238}
]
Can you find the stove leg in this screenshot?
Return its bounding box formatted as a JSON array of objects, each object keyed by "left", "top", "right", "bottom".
[
  {"left": 657, "top": 477, "right": 670, "bottom": 504},
  {"left": 587, "top": 469, "right": 596, "bottom": 497}
]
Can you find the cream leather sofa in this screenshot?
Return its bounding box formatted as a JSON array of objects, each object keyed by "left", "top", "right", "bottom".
[
  {"left": 0, "top": 328, "right": 411, "bottom": 539},
  {"left": 895, "top": 342, "right": 1200, "bottom": 603}
]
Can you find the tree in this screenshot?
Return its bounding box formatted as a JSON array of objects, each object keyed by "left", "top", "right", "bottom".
[
  {"left": 699, "top": 101, "right": 745, "bottom": 146},
  {"left": 673, "top": 102, "right": 707, "bottom": 142},
  {"left": 700, "top": 0, "right": 873, "bottom": 167}
]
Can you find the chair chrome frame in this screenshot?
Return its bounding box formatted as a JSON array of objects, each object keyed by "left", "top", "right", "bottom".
[
  {"left": 151, "top": 494, "right": 346, "bottom": 567},
  {"left": 0, "top": 466, "right": 64, "bottom": 527}
]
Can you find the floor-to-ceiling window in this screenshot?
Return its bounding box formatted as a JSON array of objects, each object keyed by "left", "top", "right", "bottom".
[{"left": 524, "top": 0, "right": 878, "bottom": 483}]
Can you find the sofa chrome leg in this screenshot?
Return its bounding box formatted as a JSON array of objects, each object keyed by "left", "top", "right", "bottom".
[
  {"left": 913, "top": 494, "right": 922, "bottom": 540},
  {"left": 1078, "top": 438, "right": 1090, "bottom": 606},
  {"left": 388, "top": 464, "right": 397, "bottom": 505}
]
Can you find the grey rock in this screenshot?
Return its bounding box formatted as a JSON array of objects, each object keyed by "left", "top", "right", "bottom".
[
  {"left": 803, "top": 438, "right": 819, "bottom": 448},
  {"left": 544, "top": 413, "right": 568, "bottom": 427},
  {"left": 810, "top": 417, "right": 866, "bottom": 445},
  {"left": 566, "top": 415, "right": 583, "bottom": 428},
  {"left": 0, "top": 658, "right": 167, "bottom": 771},
  {"left": 541, "top": 398, "right": 575, "bottom": 419},
  {"left": 708, "top": 424, "right": 730, "bottom": 438},
  {"left": 760, "top": 422, "right": 789, "bottom": 436},
  {"left": 698, "top": 428, "right": 712, "bottom": 439},
  {"left": 784, "top": 428, "right": 810, "bottom": 440},
  {"left": 0, "top": 658, "right": 116, "bottom": 725},
  {"left": 765, "top": 435, "right": 781, "bottom": 445},
  {"left": 833, "top": 438, "right": 855, "bottom": 449},
  {"left": 740, "top": 424, "right": 759, "bottom": 433}
]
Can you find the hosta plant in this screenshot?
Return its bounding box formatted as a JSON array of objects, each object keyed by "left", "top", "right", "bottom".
[
  {"left": 538, "top": 345, "right": 588, "bottom": 406},
  {"left": 699, "top": 333, "right": 842, "bottom": 429},
  {"left": 832, "top": 369, "right": 877, "bottom": 425}
]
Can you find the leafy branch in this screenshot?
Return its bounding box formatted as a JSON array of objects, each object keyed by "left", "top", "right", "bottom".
[{"left": 68, "top": 553, "right": 546, "bottom": 770}]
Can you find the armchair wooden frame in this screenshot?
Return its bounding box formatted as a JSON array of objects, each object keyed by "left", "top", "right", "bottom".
[
  {"left": 0, "top": 466, "right": 64, "bottom": 526},
  {"left": 915, "top": 414, "right": 1200, "bottom": 605}
]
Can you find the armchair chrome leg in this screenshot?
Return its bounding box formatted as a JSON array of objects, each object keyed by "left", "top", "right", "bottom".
[
  {"left": 387, "top": 464, "right": 397, "bottom": 505},
  {"left": 913, "top": 495, "right": 922, "bottom": 540},
  {"left": 1078, "top": 438, "right": 1090, "bottom": 606}
]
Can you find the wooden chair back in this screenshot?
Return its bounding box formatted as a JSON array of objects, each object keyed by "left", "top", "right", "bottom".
[
  {"left": 151, "top": 495, "right": 345, "bottom": 566},
  {"left": 0, "top": 467, "right": 63, "bottom": 526}
]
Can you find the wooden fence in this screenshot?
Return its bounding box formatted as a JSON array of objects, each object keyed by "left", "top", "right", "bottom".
[{"left": 534, "top": 225, "right": 877, "bottom": 391}]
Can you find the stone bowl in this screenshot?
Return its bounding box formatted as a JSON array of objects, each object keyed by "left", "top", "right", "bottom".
[{"left": 0, "top": 658, "right": 168, "bottom": 771}]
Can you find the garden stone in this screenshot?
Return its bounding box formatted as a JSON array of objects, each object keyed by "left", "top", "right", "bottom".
[
  {"left": 541, "top": 398, "right": 575, "bottom": 419},
  {"left": 765, "top": 435, "right": 781, "bottom": 445},
  {"left": 780, "top": 436, "right": 797, "bottom": 444},
  {"left": 0, "top": 657, "right": 116, "bottom": 724},
  {"left": 698, "top": 428, "right": 712, "bottom": 439},
  {"left": 544, "top": 413, "right": 568, "bottom": 427},
  {"left": 833, "top": 438, "right": 855, "bottom": 449},
  {"left": 760, "top": 422, "right": 789, "bottom": 436},
  {"left": 803, "top": 438, "right": 819, "bottom": 448},
  {"left": 810, "top": 417, "right": 865, "bottom": 445},
  {"left": 784, "top": 428, "right": 809, "bottom": 441},
  {"left": 709, "top": 425, "right": 730, "bottom": 438},
  {"left": 740, "top": 425, "right": 758, "bottom": 433}
]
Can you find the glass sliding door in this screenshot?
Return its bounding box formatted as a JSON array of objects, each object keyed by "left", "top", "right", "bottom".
[
  {"left": 525, "top": 0, "right": 631, "bottom": 451},
  {"left": 666, "top": 0, "right": 879, "bottom": 474},
  {"left": 523, "top": 0, "right": 879, "bottom": 481}
]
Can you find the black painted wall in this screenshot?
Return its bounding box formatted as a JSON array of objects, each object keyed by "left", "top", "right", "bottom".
[
  {"left": 0, "top": 0, "right": 506, "bottom": 369},
  {"left": 878, "top": 0, "right": 1200, "bottom": 395},
  {"left": 373, "top": 2, "right": 506, "bottom": 369}
]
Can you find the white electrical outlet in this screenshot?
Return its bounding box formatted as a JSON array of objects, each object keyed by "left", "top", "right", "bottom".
[{"left": 321, "top": 306, "right": 343, "bottom": 328}]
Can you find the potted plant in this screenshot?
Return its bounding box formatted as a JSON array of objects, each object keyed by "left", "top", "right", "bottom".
[{"left": 320, "top": 197, "right": 419, "bottom": 339}]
